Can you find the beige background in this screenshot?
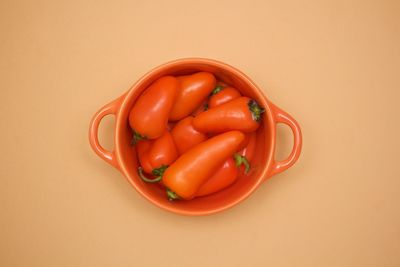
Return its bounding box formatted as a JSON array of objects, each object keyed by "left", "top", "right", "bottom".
[{"left": 1, "top": 0, "right": 400, "bottom": 266}]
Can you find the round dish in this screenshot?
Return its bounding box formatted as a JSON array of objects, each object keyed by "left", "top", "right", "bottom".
[{"left": 89, "top": 58, "right": 302, "bottom": 215}]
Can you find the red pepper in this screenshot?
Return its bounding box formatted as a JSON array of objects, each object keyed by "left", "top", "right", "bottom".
[
  {"left": 192, "top": 97, "right": 265, "bottom": 134},
  {"left": 169, "top": 72, "right": 216, "bottom": 121},
  {"left": 136, "top": 131, "right": 178, "bottom": 182},
  {"left": 196, "top": 157, "right": 238, "bottom": 197},
  {"left": 241, "top": 132, "right": 256, "bottom": 159},
  {"left": 129, "top": 76, "right": 178, "bottom": 141},
  {"left": 162, "top": 131, "right": 245, "bottom": 200},
  {"left": 196, "top": 132, "right": 256, "bottom": 197},
  {"left": 209, "top": 85, "right": 241, "bottom": 108},
  {"left": 170, "top": 116, "right": 208, "bottom": 155}
]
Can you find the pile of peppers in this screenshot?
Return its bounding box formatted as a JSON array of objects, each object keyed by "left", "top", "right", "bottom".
[{"left": 129, "top": 72, "right": 264, "bottom": 201}]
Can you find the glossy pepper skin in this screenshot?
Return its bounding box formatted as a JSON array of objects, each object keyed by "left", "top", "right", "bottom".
[
  {"left": 196, "top": 134, "right": 255, "bottom": 197},
  {"left": 162, "top": 131, "right": 245, "bottom": 200},
  {"left": 169, "top": 72, "right": 216, "bottom": 121},
  {"left": 191, "top": 99, "right": 208, "bottom": 116},
  {"left": 129, "top": 76, "right": 178, "bottom": 140},
  {"left": 209, "top": 86, "right": 241, "bottom": 108},
  {"left": 136, "top": 131, "right": 178, "bottom": 175},
  {"left": 170, "top": 116, "right": 207, "bottom": 155},
  {"left": 196, "top": 157, "right": 238, "bottom": 197},
  {"left": 239, "top": 131, "right": 257, "bottom": 162},
  {"left": 192, "top": 97, "right": 264, "bottom": 134},
  {"left": 174, "top": 133, "right": 255, "bottom": 197}
]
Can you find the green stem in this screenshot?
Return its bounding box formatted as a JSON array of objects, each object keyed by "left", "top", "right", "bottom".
[
  {"left": 137, "top": 167, "right": 162, "bottom": 183},
  {"left": 131, "top": 131, "right": 147, "bottom": 146},
  {"left": 210, "top": 85, "right": 224, "bottom": 96},
  {"left": 248, "top": 99, "right": 265, "bottom": 122},
  {"left": 152, "top": 165, "right": 168, "bottom": 177},
  {"left": 234, "top": 153, "right": 251, "bottom": 174},
  {"left": 166, "top": 188, "right": 180, "bottom": 201}
]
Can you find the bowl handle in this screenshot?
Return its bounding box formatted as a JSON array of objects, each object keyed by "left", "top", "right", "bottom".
[
  {"left": 267, "top": 102, "right": 302, "bottom": 178},
  {"left": 89, "top": 95, "right": 125, "bottom": 170}
]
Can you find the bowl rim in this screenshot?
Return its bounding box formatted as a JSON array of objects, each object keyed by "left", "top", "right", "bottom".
[{"left": 115, "top": 58, "right": 276, "bottom": 215}]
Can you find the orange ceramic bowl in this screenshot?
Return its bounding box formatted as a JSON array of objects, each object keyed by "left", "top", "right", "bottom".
[{"left": 89, "top": 58, "right": 302, "bottom": 215}]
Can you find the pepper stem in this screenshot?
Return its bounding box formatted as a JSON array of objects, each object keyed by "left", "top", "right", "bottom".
[
  {"left": 137, "top": 167, "right": 162, "bottom": 183},
  {"left": 152, "top": 165, "right": 168, "bottom": 177},
  {"left": 210, "top": 85, "right": 224, "bottom": 96},
  {"left": 166, "top": 188, "right": 179, "bottom": 201},
  {"left": 248, "top": 99, "right": 265, "bottom": 122},
  {"left": 131, "top": 131, "right": 147, "bottom": 145},
  {"left": 234, "top": 153, "right": 251, "bottom": 174}
]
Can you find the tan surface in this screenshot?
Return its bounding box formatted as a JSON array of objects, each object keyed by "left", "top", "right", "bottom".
[{"left": 1, "top": 0, "right": 400, "bottom": 266}]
